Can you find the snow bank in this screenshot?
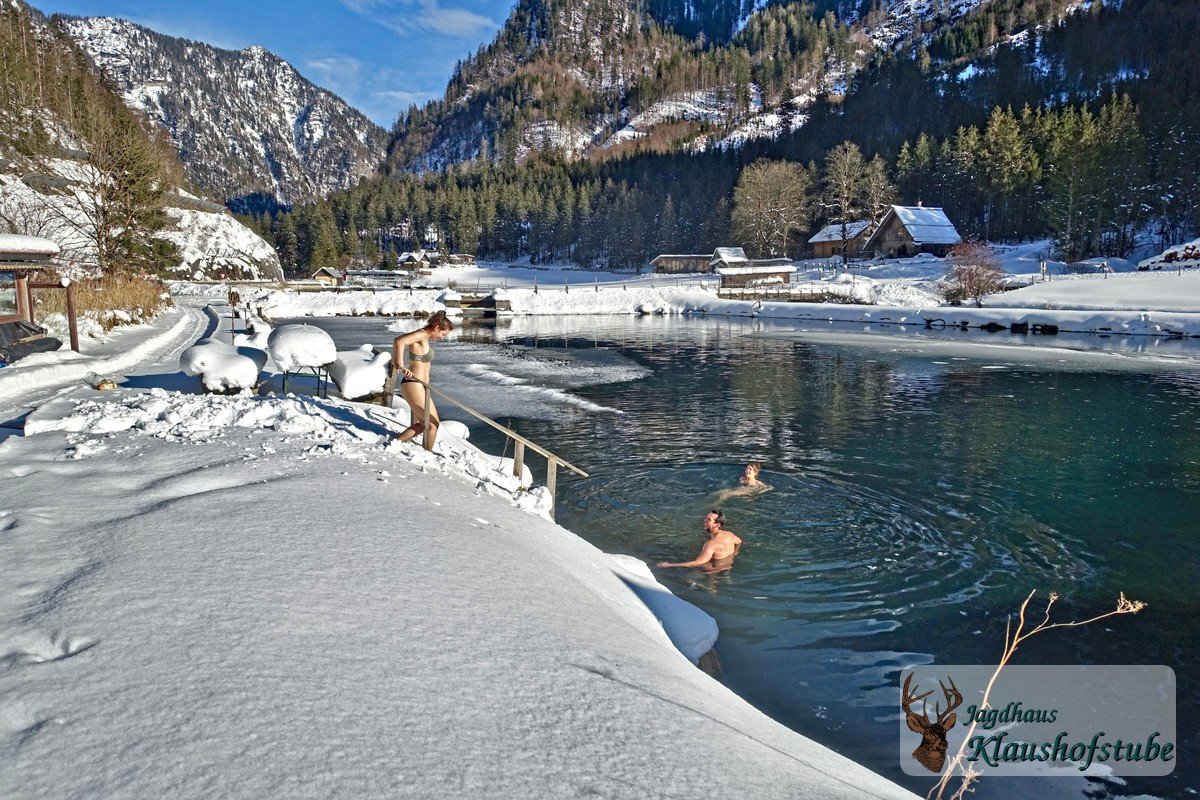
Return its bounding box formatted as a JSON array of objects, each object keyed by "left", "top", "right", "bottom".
[
  {"left": 691, "top": 296, "right": 1200, "bottom": 337},
  {"left": 329, "top": 344, "right": 391, "bottom": 400},
  {"left": 1, "top": 388, "right": 916, "bottom": 798},
  {"left": 254, "top": 288, "right": 447, "bottom": 318},
  {"left": 504, "top": 286, "right": 711, "bottom": 315},
  {"left": 179, "top": 338, "right": 262, "bottom": 392},
  {"left": 608, "top": 554, "right": 719, "bottom": 663},
  {"left": 988, "top": 270, "right": 1200, "bottom": 313},
  {"left": 267, "top": 324, "right": 337, "bottom": 373}
]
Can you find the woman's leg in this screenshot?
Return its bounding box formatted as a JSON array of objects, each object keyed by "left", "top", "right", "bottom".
[{"left": 397, "top": 381, "right": 428, "bottom": 442}]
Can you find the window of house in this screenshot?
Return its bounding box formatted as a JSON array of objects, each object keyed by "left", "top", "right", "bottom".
[{"left": 0, "top": 272, "right": 17, "bottom": 317}]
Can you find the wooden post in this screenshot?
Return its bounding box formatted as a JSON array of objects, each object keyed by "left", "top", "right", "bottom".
[
  {"left": 422, "top": 383, "right": 433, "bottom": 450},
  {"left": 513, "top": 441, "right": 524, "bottom": 481},
  {"left": 546, "top": 459, "right": 558, "bottom": 518},
  {"left": 23, "top": 277, "right": 34, "bottom": 324},
  {"left": 64, "top": 282, "right": 80, "bottom": 352}
]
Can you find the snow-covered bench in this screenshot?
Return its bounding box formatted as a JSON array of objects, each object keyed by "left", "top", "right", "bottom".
[{"left": 267, "top": 324, "right": 337, "bottom": 397}]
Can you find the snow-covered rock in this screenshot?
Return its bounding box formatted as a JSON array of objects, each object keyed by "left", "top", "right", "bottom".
[
  {"left": 160, "top": 207, "right": 283, "bottom": 282},
  {"left": 179, "top": 338, "right": 261, "bottom": 392},
  {"left": 267, "top": 324, "right": 337, "bottom": 373}
]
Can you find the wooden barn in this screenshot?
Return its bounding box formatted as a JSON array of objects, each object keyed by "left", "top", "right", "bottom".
[
  {"left": 808, "top": 220, "right": 871, "bottom": 259},
  {"left": 861, "top": 205, "right": 962, "bottom": 258},
  {"left": 650, "top": 254, "right": 712, "bottom": 274}
]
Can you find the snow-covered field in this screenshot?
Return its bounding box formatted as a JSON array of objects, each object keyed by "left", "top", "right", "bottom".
[{"left": 0, "top": 304, "right": 917, "bottom": 799}]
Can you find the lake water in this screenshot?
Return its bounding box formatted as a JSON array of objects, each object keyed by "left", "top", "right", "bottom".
[{"left": 289, "top": 314, "right": 1200, "bottom": 799}]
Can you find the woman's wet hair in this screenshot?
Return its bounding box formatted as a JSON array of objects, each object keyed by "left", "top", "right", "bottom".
[
  {"left": 747, "top": 462, "right": 761, "bottom": 474},
  {"left": 424, "top": 310, "right": 454, "bottom": 331}
]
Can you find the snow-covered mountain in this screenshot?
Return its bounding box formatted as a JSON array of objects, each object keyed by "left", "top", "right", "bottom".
[
  {"left": 384, "top": 0, "right": 1002, "bottom": 171},
  {"left": 58, "top": 17, "right": 388, "bottom": 211}
]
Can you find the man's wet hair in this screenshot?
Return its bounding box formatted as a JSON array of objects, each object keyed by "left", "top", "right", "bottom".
[{"left": 709, "top": 508, "right": 725, "bottom": 525}]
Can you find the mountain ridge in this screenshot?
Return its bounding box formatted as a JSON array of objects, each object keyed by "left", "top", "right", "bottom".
[{"left": 58, "top": 16, "right": 388, "bottom": 212}]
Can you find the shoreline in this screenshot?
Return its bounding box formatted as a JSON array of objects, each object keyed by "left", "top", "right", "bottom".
[{"left": 0, "top": 310, "right": 920, "bottom": 797}]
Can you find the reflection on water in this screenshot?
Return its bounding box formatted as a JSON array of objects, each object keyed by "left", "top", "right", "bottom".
[{"left": 292, "top": 314, "right": 1200, "bottom": 800}]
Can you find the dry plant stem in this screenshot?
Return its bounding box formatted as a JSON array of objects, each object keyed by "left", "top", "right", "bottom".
[{"left": 928, "top": 590, "right": 1147, "bottom": 800}]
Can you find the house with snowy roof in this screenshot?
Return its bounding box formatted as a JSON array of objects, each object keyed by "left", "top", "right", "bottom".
[
  {"left": 861, "top": 205, "right": 962, "bottom": 258},
  {"left": 808, "top": 220, "right": 872, "bottom": 259},
  {"left": 311, "top": 266, "right": 344, "bottom": 286}
]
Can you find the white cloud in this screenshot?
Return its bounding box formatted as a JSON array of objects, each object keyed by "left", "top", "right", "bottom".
[
  {"left": 304, "top": 54, "right": 436, "bottom": 126},
  {"left": 339, "top": 0, "right": 498, "bottom": 39}
]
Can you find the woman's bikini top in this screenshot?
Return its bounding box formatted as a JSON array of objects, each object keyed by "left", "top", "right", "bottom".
[{"left": 408, "top": 343, "right": 434, "bottom": 363}]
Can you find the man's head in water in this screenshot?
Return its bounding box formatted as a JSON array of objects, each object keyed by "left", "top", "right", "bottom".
[{"left": 703, "top": 509, "right": 725, "bottom": 534}]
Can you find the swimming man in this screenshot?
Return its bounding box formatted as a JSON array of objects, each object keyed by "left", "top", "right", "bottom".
[{"left": 657, "top": 509, "right": 742, "bottom": 572}]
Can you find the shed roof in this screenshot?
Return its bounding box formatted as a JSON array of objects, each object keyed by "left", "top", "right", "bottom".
[
  {"left": 808, "top": 221, "right": 871, "bottom": 243},
  {"left": 891, "top": 206, "right": 961, "bottom": 244},
  {"left": 0, "top": 234, "right": 59, "bottom": 266},
  {"left": 710, "top": 247, "right": 749, "bottom": 266}
]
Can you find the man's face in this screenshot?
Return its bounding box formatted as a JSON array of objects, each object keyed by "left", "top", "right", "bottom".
[{"left": 703, "top": 513, "right": 719, "bottom": 532}]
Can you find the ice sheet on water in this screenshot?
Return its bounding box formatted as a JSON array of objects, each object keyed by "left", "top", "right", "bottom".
[{"left": 430, "top": 342, "right": 651, "bottom": 420}]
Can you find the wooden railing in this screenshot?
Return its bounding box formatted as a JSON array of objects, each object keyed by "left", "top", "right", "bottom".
[{"left": 403, "top": 376, "right": 588, "bottom": 518}]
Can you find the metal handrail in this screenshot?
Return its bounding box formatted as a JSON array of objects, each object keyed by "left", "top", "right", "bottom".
[{"left": 400, "top": 374, "right": 588, "bottom": 517}]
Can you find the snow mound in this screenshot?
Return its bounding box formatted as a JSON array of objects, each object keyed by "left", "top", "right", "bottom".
[
  {"left": 608, "top": 554, "right": 719, "bottom": 663},
  {"left": 329, "top": 344, "right": 391, "bottom": 400},
  {"left": 268, "top": 324, "right": 337, "bottom": 373},
  {"left": 233, "top": 317, "right": 272, "bottom": 349},
  {"left": 179, "top": 338, "right": 261, "bottom": 392}
]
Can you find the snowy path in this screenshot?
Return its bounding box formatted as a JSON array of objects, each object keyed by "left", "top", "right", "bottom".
[
  {"left": 0, "top": 389, "right": 918, "bottom": 799},
  {"left": 0, "top": 301, "right": 210, "bottom": 422}
]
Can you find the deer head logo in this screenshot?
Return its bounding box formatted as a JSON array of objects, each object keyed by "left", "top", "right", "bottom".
[{"left": 902, "top": 672, "right": 963, "bottom": 773}]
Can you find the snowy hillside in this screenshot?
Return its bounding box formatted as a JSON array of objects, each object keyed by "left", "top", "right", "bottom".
[
  {"left": 0, "top": 163, "right": 282, "bottom": 282},
  {"left": 59, "top": 17, "right": 387, "bottom": 210}
]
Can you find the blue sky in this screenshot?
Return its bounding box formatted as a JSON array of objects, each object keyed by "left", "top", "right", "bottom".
[{"left": 32, "top": 0, "right": 512, "bottom": 127}]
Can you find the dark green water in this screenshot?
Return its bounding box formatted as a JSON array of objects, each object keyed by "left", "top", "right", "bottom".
[{"left": 302, "top": 315, "right": 1200, "bottom": 799}]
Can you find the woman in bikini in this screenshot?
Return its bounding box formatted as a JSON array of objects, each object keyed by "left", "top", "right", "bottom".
[{"left": 391, "top": 310, "right": 453, "bottom": 450}]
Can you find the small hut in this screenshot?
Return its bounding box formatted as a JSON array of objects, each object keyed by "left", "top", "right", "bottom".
[
  {"left": 0, "top": 234, "right": 63, "bottom": 364},
  {"left": 861, "top": 205, "right": 961, "bottom": 258},
  {"left": 650, "top": 254, "right": 712, "bottom": 274},
  {"left": 311, "top": 266, "right": 344, "bottom": 286},
  {"left": 808, "top": 220, "right": 871, "bottom": 259},
  {"left": 709, "top": 247, "right": 750, "bottom": 270}
]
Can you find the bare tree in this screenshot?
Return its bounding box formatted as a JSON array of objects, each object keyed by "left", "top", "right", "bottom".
[
  {"left": 821, "top": 141, "right": 868, "bottom": 264},
  {"left": 731, "top": 158, "right": 813, "bottom": 257},
  {"left": 930, "top": 590, "right": 1146, "bottom": 800},
  {"left": 942, "top": 240, "right": 1003, "bottom": 307}
]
